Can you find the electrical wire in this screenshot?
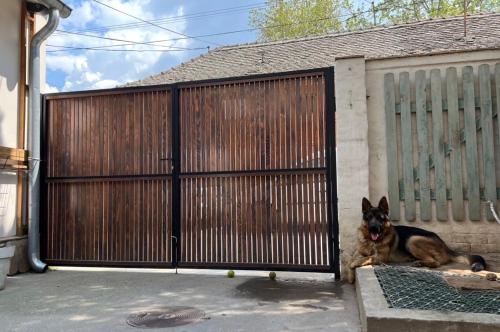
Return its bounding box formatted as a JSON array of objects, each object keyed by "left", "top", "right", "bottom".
[
  {"left": 52, "top": 29, "right": 198, "bottom": 48},
  {"left": 92, "top": 0, "right": 221, "bottom": 47},
  {"left": 53, "top": 2, "right": 267, "bottom": 35},
  {"left": 52, "top": 8, "right": 374, "bottom": 48},
  {"left": 50, "top": 27, "right": 258, "bottom": 51},
  {"left": 49, "top": 0, "right": 434, "bottom": 53},
  {"left": 46, "top": 47, "right": 207, "bottom": 53},
  {"left": 47, "top": 43, "right": 199, "bottom": 51}
]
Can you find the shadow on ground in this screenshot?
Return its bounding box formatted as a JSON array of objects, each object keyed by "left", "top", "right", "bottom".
[
  {"left": 0, "top": 270, "right": 360, "bottom": 332},
  {"left": 236, "top": 277, "right": 344, "bottom": 303}
]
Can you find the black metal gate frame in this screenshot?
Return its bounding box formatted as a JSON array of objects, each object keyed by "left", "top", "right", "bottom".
[{"left": 41, "top": 67, "right": 339, "bottom": 278}]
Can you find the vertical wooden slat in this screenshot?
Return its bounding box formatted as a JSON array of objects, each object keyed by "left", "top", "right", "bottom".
[
  {"left": 244, "top": 176, "right": 250, "bottom": 263},
  {"left": 496, "top": 65, "right": 500, "bottom": 170},
  {"left": 446, "top": 67, "right": 464, "bottom": 221},
  {"left": 463, "top": 66, "right": 481, "bottom": 220},
  {"left": 321, "top": 173, "right": 328, "bottom": 265},
  {"left": 415, "top": 70, "right": 431, "bottom": 220},
  {"left": 430, "top": 69, "right": 447, "bottom": 221},
  {"left": 478, "top": 64, "right": 496, "bottom": 220},
  {"left": 384, "top": 73, "right": 401, "bottom": 220},
  {"left": 399, "top": 72, "right": 416, "bottom": 221},
  {"left": 238, "top": 177, "right": 244, "bottom": 263},
  {"left": 495, "top": 64, "right": 500, "bottom": 218},
  {"left": 187, "top": 178, "right": 192, "bottom": 263}
]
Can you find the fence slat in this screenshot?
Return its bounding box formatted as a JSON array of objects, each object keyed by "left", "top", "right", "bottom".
[
  {"left": 497, "top": 66, "right": 500, "bottom": 199},
  {"left": 400, "top": 72, "right": 415, "bottom": 221},
  {"left": 446, "top": 68, "right": 464, "bottom": 221},
  {"left": 430, "top": 69, "right": 447, "bottom": 221},
  {"left": 415, "top": 70, "right": 430, "bottom": 220},
  {"left": 479, "top": 64, "right": 496, "bottom": 220},
  {"left": 462, "top": 66, "right": 481, "bottom": 220},
  {"left": 384, "top": 73, "right": 400, "bottom": 220}
]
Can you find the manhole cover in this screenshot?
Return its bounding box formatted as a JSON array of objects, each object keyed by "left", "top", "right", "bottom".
[{"left": 126, "top": 306, "right": 206, "bottom": 328}]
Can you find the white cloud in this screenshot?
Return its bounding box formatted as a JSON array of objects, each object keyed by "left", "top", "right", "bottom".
[
  {"left": 83, "top": 71, "right": 101, "bottom": 83},
  {"left": 65, "top": 1, "right": 94, "bottom": 28},
  {"left": 44, "top": 83, "right": 59, "bottom": 93},
  {"left": 92, "top": 79, "right": 120, "bottom": 89},
  {"left": 47, "top": 0, "right": 191, "bottom": 91},
  {"left": 46, "top": 54, "right": 88, "bottom": 74}
]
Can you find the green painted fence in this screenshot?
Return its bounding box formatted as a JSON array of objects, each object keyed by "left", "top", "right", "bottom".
[{"left": 384, "top": 63, "right": 500, "bottom": 221}]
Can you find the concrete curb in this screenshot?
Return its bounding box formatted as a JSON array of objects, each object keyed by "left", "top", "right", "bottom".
[
  {"left": 355, "top": 266, "right": 500, "bottom": 332},
  {"left": 0, "top": 246, "right": 15, "bottom": 290}
]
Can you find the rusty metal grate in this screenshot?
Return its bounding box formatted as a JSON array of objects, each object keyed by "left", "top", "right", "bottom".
[{"left": 126, "top": 306, "right": 206, "bottom": 328}]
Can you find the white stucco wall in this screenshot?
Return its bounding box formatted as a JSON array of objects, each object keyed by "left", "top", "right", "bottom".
[
  {"left": 0, "top": 2, "right": 48, "bottom": 239},
  {"left": 0, "top": 0, "right": 21, "bottom": 149},
  {"left": 0, "top": 0, "right": 22, "bottom": 238}
]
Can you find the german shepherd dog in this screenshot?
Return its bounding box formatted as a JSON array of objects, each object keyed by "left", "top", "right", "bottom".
[{"left": 346, "top": 196, "right": 487, "bottom": 283}]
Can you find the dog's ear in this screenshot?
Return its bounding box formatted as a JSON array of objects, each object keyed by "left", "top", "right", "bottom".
[
  {"left": 362, "top": 197, "right": 372, "bottom": 213},
  {"left": 378, "top": 196, "right": 389, "bottom": 215}
]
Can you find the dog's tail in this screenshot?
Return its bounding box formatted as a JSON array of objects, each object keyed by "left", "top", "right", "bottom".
[{"left": 447, "top": 248, "right": 486, "bottom": 272}]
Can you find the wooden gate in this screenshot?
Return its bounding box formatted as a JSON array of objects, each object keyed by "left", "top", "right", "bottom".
[
  {"left": 41, "top": 69, "right": 338, "bottom": 274},
  {"left": 43, "top": 90, "right": 173, "bottom": 266}
]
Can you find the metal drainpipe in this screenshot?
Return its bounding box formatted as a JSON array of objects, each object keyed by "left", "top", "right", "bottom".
[{"left": 28, "top": 8, "right": 60, "bottom": 273}]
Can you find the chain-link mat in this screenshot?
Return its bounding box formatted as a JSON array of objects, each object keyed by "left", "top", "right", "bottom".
[{"left": 374, "top": 265, "right": 500, "bottom": 314}]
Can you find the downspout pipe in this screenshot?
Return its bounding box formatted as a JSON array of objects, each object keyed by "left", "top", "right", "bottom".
[{"left": 28, "top": 8, "right": 60, "bottom": 273}]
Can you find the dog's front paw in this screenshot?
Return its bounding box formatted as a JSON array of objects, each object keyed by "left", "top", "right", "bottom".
[
  {"left": 346, "top": 269, "right": 355, "bottom": 284},
  {"left": 471, "top": 262, "right": 485, "bottom": 272},
  {"left": 412, "top": 260, "right": 424, "bottom": 267},
  {"left": 349, "top": 261, "right": 360, "bottom": 269}
]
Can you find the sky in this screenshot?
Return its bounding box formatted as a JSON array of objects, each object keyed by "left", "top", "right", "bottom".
[{"left": 46, "top": 0, "right": 261, "bottom": 92}]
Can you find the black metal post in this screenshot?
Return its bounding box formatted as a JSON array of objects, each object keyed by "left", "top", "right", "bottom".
[
  {"left": 324, "top": 68, "right": 340, "bottom": 279},
  {"left": 171, "top": 85, "right": 181, "bottom": 268}
]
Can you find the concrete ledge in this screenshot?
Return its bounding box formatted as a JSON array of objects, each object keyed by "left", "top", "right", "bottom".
[
  {"left": 0, "top": 237, "right": 29, "bottom": 275},
  {"left": 355, "top": 266, "right": 500, "bottom": 332}
]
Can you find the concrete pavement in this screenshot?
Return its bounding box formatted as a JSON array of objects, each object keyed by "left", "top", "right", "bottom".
[{"left": 0, "top": 268, "right": 360, "bottom": 331}]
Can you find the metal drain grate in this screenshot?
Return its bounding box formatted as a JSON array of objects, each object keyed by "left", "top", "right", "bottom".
[
  {"left": 374, "top": 265, "right": 500, "bottom": 314},
  {"left": 126, "top": 306, "right": 206, "bottom": 328}
]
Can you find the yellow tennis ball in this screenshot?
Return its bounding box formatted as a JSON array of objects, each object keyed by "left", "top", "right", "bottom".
[
  {"left": 269, "top": 271, "right": 277, "bottom": 280},
  {"left": 227, "top": 270, "right": 235, "bottom": 278}
]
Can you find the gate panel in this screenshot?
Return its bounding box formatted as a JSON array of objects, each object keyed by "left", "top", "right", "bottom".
[
  {"left": 44, "top": 89, "right": 173, "bottom": 266},
  {"left": 179, "top": 73, "right": 331, "bottom": 271},
  {"left": 47, "top": 92, "right": 172, "bottom": 177},
  {"left": 180, "top": 172, "right": 329, "bottom": 269},
  {"left": 46, "top": 179, "right": 171, "bottom": 264},
  {"left": 180, "top": 76, "right": 326, "bottom": 173}
]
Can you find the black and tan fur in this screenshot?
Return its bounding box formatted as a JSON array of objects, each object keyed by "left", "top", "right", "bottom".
[{"left": 346, "top": 197, "right": 486, "bottom": 283}]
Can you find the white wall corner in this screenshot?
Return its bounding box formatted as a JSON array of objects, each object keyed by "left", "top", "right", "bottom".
[{"left": 334, "top": 56, "right": 369, "bottom": 274}]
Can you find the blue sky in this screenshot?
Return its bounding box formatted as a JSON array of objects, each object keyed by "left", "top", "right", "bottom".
[{"left": 46, "top": 0, "right": 261, "bottom": 92}]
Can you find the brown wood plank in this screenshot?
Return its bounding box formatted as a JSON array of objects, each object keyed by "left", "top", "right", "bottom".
[
  {"left": 285, "top": 174, "right": 293, "bottom": 265},
  {"left": 253, "top": 175, "right": 258, "bottom": 264},
  {"left": 207, "top": 176, "right": 213, "bottom": 262},
  {"left": 230, "top": 176, "right": 236, "bottom": 263},
  {"left": 194, "top": 177, "right": 199, "bottom": 262},
  {"left": 183, "top": 178, "right": 189, "bottom": 262},
  {"left": 277, "top": 174, "right": 284, "bottom": 264},
  {"left": 245, "top": 176, "right": 251, "bottom": 263}
]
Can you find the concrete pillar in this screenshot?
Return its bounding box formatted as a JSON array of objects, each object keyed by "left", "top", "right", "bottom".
[{"left": 334, "top": 56, "right": 369, "bottom": 278}]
